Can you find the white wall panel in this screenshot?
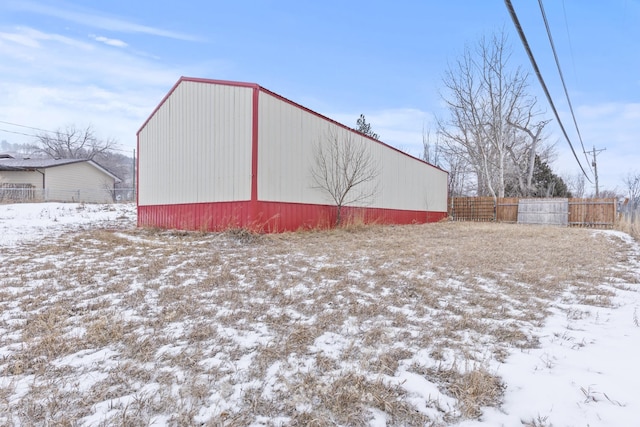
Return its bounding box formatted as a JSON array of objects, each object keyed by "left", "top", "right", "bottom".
[
  {"left": 257, "top": 91, "right": 447, "bottom": 211},
  {"left": 138, "top": 81, "right": 253, "bottom": 206},
  {"left": 0, "top": 171, "right": 41, "bottom": 187},
  {"left": 45, "top": 162, "right": 115, "bottom": 203},
  {"left": 257, "top": 92, "right": 321, "bottom": 204}
]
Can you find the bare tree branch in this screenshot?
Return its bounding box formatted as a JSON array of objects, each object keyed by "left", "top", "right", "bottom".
[
  {"left": 623, "top": 171, "right": 640, "bottom": 209},
  {"left": 437, "top": 31, "right": 552, "bottom": 199},
  {"left": 35, "top": 125, "right": 117, "bottom": 160},
  {"left": 311, "top": 128, "right": 380, "bottom": 225}
]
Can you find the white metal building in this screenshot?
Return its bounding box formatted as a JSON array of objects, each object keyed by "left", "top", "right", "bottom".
[{"left": 137, "top": 77, "right": 448, "bottom": 232}]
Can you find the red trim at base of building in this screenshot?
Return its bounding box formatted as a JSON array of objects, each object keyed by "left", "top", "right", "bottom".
[
  {"left": 138, "top": 201, "right": 252, "bottom": 231},
  {"left": 138, "top": 201, "right": 447, "bottom": 233}
]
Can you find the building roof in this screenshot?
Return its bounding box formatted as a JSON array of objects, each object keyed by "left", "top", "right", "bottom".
[
  {"left": 0, "top": 158, "right": 85, "bottom": 169},
  {"left": 0, "top": 158, "right": 121, "bottom": 182}
]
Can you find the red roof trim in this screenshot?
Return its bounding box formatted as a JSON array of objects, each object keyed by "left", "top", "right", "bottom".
[
  {"left": 136, "top": 77, "right": 261, "bottom": 135},
  {"left": 249, "top": 87, "right": 260, "bottom": 221},
  {"left": 179, "top": 76, "right": 260, "bottom": 90},
  {"left": 136, "top": 132, "right": 140, "bottom": 211}
]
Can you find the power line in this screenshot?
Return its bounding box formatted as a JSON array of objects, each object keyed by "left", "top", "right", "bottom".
[
  {"left": 0, "top": 120, "right": 56, "bottom": 135},
  {"left": 504, "top": 0, "right": 592, "bottom": 183},
  {"left": 0, "top": 120, "right": 134, "bottom": 154},
  {"left": 538, "top": 0, "right": 592, "bottom": 173},
  {"left": 0, "top": 128, "right": 38, "bottom": 138},
  {"left": 561, "top": 0, "right": 579, "bottom": 84}
]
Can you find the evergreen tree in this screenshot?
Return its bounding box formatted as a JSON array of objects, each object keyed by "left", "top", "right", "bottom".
[
  {"left": 531, "top": 155, "right": 572, "bottom": 197},
  {"left": 356, "top": 114, "right": 379, "bottom": 140}
]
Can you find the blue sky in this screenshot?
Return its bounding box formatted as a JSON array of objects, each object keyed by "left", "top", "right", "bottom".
[{"left": 0, "top": 0, "right": 638, "bottom": 194}]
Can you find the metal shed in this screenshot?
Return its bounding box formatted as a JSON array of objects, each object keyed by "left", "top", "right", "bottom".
[{"left": 137, "top": 77, "right": 448, "bottom": 232}]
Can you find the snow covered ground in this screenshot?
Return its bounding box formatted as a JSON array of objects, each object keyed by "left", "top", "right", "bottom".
[
  {"left": 0, "top": 202, "right": 136, "bottom": 246},
  {"left": 0, "top": 202, "right": 639, "bottom": 426},
  {"left": 459, "top": 256, "right": 640, "bottom": 426}
]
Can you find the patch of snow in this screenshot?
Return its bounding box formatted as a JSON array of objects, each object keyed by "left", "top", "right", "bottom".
[
  {"left": 457, "top": 276, "right": 640, "bottom": 427},
  {"left": 0, "top": 202, "right": 135, "bottom": 246}
]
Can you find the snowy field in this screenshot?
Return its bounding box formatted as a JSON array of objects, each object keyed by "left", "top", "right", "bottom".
[
  {"left": 0, "top": 202, "right": 639, "bottom": 426},
  {"left": 0, "top": 202, "right": 136, "bottom": 246}
]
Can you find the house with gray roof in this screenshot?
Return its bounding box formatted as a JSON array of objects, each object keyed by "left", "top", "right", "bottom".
[{"left": 0, "top": 157, "right": 120, "bottom": 203}]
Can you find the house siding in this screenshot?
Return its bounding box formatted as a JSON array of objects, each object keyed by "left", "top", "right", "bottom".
[
  {"left": 45, "top": 162, "right": 115, "bottom": 203},
  {"left": 0, "top": 171, "right": 42, "bottom": 188}
]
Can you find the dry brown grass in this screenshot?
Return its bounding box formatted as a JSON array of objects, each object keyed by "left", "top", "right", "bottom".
[
  {"left": 417, "top": 362, "right": 505, "bottom": 419},
  {"left": 616, "top": 215, "right": 640, "bottom": 242},
  {"left": 1, "top": 220, "right": 637, "bottom": 425}
]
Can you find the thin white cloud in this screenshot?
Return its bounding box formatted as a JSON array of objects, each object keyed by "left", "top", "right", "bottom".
[
  {"left": 1, "top": 26, "right": 92, "bottom": 50},
  {"left": 0, "top": 26, "right": 229, "bottom": 151},
  {"left": 8, "top": 0, "right": 203, "bottom": 42},
  {"left": 90, "top": 34, "right": 128, "bottom": 48},
  {"left": 0, "top": 30, "right": 41, "bottom": 48}
]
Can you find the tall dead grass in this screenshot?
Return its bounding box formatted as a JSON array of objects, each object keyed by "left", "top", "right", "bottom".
[
  {"left": 616, "top": 214, "right": 640, "bottom": 242},
  {"left": 1, "top": 220, "right": 637, "bottom": 425}
]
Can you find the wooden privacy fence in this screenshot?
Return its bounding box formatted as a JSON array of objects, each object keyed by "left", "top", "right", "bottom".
[
  {"left": 568, "top": 198, "right": 617, "bottom": 228},
  {"left": 449, "top": 197, "right": 518, "bottom": 222},
  {"left": 449, "top": 197, "right": 616, "bottom": 228}
]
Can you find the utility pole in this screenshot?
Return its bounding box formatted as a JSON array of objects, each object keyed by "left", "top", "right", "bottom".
[{"left": 588, "top": 146, "right": 606, "bottom": 197}]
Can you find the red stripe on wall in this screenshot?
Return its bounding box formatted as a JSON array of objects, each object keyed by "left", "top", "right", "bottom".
[
  {"left": 138, "top": 201, "right": 447, "bottom": 233},
  {"left": 257, "top": 202, "right": 446, "bottom": 232},
  {"left": 250, "top": 87, "right": 260, "bottom": 220}
]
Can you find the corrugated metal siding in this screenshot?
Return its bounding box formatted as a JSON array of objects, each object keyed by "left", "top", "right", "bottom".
[
  {"left": 257, "top": 201, "right": 447, "bottom": 232},
  {"left": 138, "top": 201, "right": 447, "bottom": 232},
  {"left": 45, "top": 162, "right": 114, "bottom": 203},
  {"left": 138, "top": 81, "right": 253, "bottom": 206},
  {"left": 372, "top": 146, "right": 448, "bottom": 212},
  {"left": 257, "top": 91, "right": 447, "bottom": 212},
  {"left": 257, "top": 92, "right": 321, "bottom": 204},
  {"left": 138, "top": 201, "right": 252, "bottom": 230}
]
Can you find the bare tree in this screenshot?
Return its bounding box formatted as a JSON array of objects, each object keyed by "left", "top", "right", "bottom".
[
  {"left": 35, "top": 125, "right": 116, "bottom": 160},
  {"left": 506, "top": 115, "right": 551, "bottom": 196},
  {"left": 442, "top": 150, "right": 471, "bottom": 198},
  {"left": 565, "top": 172, "right": 586, "bottom": 198},
  {"left": 422, "top": 124, "right": 441, "bottom": 167},
  {"left": 595, "top": 188, "right": 620, "bottom": 199},
  {"left": 94, "top": 150, "right": 134, "bottom": 187},
  {"left": 438, "top": 31, "right": 549, "bottom": 200},
  {"left": 311, "top": 128, "right": 380, "bottom": 225},
  {"left": 1, "top": 140, "right": 40, "bottom": 158},
  {"left": 623, "top": 171, "right": 640, "bottom": 209}
]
